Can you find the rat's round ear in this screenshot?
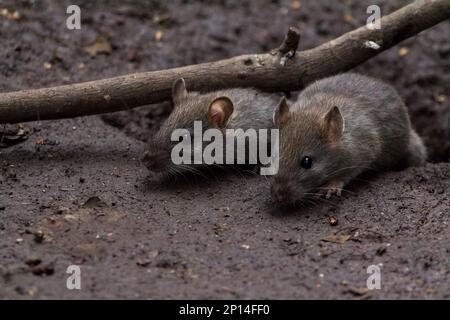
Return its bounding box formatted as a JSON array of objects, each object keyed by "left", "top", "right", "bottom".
[
  {"left": 207, "top": 97, "right": 234, "bottom": 129},
  {"left": 323, "top": 106, "right": 344, "bottom": 142},
  {"left": 273, "top": 97, "right": 290, "bottom": 127},
  {"left": 172, "top": 78, "right": 188, "bottom": 106}
]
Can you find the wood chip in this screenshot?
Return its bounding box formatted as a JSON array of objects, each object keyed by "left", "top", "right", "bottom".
[
  {"left": 321, "top": 234, "right": 351, "bottom": 244},
  {"left": 85, "top": 37, "right": 112, "bottom": 56}
]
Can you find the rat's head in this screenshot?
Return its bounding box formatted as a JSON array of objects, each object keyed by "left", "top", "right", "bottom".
[
  {"left": 142, "top": 78, "right": 234, "bottom": 179},
  {"left": 270, "top": 98, "right": 345, "bottom": 205}
]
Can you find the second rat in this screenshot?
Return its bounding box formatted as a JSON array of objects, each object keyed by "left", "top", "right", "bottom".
[
  {"left": 271, "top": 73, "right": 427, "bottom": 205},
  {"left": 143, "top": 78, "right": 281, "bottom": 180}
]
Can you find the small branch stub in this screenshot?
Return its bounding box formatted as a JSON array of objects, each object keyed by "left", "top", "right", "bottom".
[{"left": 273, "top": 27, "right": 301, "bottom": 66}]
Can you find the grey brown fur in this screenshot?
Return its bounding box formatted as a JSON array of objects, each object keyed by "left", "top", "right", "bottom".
[
  {"left": 143, "top": 78, "right": 280, "bottom": 179},
  {"left": 271, "top": 73, "right": 427, "bottom": 205}
]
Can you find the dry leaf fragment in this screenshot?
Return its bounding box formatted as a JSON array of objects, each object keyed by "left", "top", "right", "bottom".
[
  {"left": 36, "top": 137, "right": 46, "bottom": 145},
  {"left": 85, "top": 37, "right": 112, "bottom": 56},
  {"left": 321, "top": 234, "right": 351, "bottom": 244},
  {"left": 213, "top": 223, "right": 230, "bottom": 235}
]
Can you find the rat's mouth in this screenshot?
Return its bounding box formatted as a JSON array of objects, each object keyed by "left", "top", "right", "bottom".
[
  {"left": 141, "top": 149, "right": 171, "bottom": 172},
  {"left": 145, "top": 168, "right": 172, "bottom": 183}
]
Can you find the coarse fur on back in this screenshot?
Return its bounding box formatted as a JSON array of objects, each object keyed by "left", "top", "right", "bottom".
[
  {"left": 143, "top": 78, "right": 280, "bottom": 180},
  {"left": 271, "top": 73, "right": 427, "bottom": 206}
]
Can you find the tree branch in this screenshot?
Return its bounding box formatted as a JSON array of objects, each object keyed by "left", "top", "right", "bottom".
[
  {"left": 1, "top": 0, "right": 449, "bottom": 124},
  {"left": 271, "top": 26, "right": 301, "bottom": 66}
]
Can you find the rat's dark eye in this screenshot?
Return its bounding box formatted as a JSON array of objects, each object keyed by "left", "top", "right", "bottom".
[{"left": 300, "top": 156, "right": 313, "bottom": 169}]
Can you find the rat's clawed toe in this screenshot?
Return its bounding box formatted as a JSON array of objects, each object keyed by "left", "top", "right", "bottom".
[
  {"left": 271, "top": 178, "right": 295, "bottom": 204},
  {"left": 325, "top": 188, "right": 341, "bottom": 199},
  {"left": 322, "top": 179, "right": 345, "bottom": 199}
]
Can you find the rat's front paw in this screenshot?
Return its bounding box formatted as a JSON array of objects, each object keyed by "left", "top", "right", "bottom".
[{"left": 321, "top": 179, "right": 345, "bottom": 199}]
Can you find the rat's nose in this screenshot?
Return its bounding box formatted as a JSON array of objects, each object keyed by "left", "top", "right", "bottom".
[
  {"left": 142, "top": 150, "right": 166, "bottom": 171},
  {"left": 142, "top": 151, "right": 154, "bottom": 168},
  {"left": 271, "top": 179, "right": 293, "bottom": 204}
]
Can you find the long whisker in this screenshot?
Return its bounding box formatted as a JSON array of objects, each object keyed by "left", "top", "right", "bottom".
[
  {"left": 325, "top": 165, "right": 374, "bottom": 179},
  {"left": 316, "top": 187, "right": 356, "bottom": 195}
]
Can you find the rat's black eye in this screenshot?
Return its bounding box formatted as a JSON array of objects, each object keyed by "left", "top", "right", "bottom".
[{"left": 300, "top": 156, "right": 313, "bottom": 169}]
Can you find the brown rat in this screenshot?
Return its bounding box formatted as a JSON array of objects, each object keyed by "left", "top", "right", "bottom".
[
  {"left": 143, "top": 78, "right": 281, "bottom": 180},
  {"left": 271, "top": 73, "right": 427, "bottom": 205}
]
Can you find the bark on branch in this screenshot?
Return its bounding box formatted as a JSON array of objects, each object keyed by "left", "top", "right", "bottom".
[{"left": 1, "top": 0, "right": 449, "bottom": 124}]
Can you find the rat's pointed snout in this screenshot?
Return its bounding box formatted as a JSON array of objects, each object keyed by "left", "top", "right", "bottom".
[
  {"left": 142, "top": 149, "right": 169, "bottom": 172},
  {"left": 271, "top": 178, "right": 294, "bottom": 204}
]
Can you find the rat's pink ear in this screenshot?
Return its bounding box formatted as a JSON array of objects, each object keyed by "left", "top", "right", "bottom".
[
  {"left": 324, "top": 106, "right": 344, "bottom": 142},
  {"left": 207, "top": 97, "right": 234, "bottom": 129},
  {"left": 273, "top": 97, "right": 290, "bottom": 127},
  {"left": 172, "top": 78, "right": 188, "bottom": 106}
]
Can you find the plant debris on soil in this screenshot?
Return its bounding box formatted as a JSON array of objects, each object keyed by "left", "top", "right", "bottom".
[
  {"left": 0, "top": 124, "right": 31, "bottom": 148},
  {"left": 0, "top": 0, "right": 449, "bottom": 299}
]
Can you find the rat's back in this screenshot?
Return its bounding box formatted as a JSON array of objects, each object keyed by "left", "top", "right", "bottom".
[{"left": 295, "top": 73, "right": 425, "bottom": 170}]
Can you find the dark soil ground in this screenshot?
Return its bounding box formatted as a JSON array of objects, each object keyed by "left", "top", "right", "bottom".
[{"left": 1, "top": 0, "right": 449, "bottom": 299}]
